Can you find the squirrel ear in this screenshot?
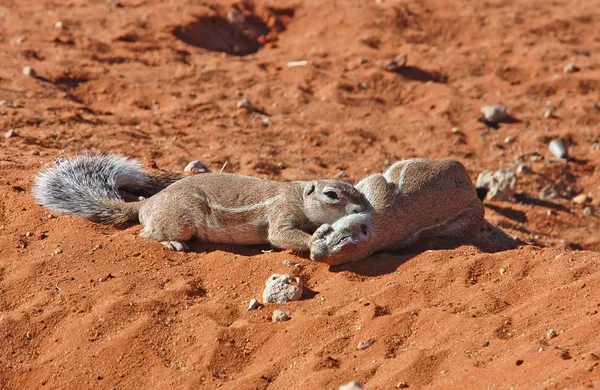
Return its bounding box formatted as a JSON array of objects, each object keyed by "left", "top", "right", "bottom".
[{"left": 305, "top": 183, "right": 316, "bottom": 197}]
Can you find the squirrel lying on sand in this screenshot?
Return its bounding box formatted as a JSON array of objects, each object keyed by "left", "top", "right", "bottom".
[
  {"left": 310, "top": 158, "right": 520, "bottom": 265},
  {"left": 33, "top": 154, "right": 366, "bottom": 252}
]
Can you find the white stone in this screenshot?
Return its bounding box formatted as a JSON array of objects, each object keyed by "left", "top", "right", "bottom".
[
  {"left": 339, "top": 381, "right": 364, "bottom": 390},
  {"left": 247, "top": 298, "right": 261, "bottom": 311},
  {"left": 549, "top": 138, "right": 568, "bottom": 159},
  {"left": 481, "top": 105, "right": 507, "bottom": 122},
  {"left": 263, "top": 274, "right": 303, "bottom": 304}
]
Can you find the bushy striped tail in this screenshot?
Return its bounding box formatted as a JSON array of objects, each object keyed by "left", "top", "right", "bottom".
[{"left": 32, "top": 154, "right": 180, "bottom": 224}]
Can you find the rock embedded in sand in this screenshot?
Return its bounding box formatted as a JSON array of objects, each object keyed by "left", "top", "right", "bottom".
[
  {"left": 272, "top": 309, "right": 291, "bottom": 322},
  {"left": 339, "top": 381, "right": 364, "bottom": 390},
  {"left": 396, "top": 382, "right": 409, "bottom": 389},
  {"left": 583, "top": 207, "right": 593, "bottom": 216},
  {"left": 476, "top": 169, "right": 517, "bottom": 201},
  {"left": 357, "top": 339, "right": 373, "bottom": 350},
  {"left": 547, "top": 329, "right": 557, "bottom": 340},
  {"left": 263, "top": 274, "right": 303, "bottom": 304},
  {"left": 480, "top": 105, "right": 507, "bottom": 122},
  {"left": 549, "top": 138, "right": 568, "bottom": 159},
  {"left": 282, "top": 259, "right": 299, "bottom": 267},
  {"left": 248, "top": 298, "right": 262, "bottom": 311}
]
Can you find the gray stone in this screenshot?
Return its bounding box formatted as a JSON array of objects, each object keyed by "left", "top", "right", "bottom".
[
  {"left": 263, "top": 274, "right": 303, "bottom": 304},
  {"left": 272, "top": 309, "right": 291, "bottom": 322},
  {"left": 357, "top": 339, "right": 373, "bottom": 350},
  {"left": 476, "top": 169, "right": 517, "bottom": 201},
  {"left": 540, "top": 185, "right": 559, "bottom": 200},
  {"left": 184, "top": 160, "right": 211, "bottom": 173},
  {"left": 481, "top": 105, "right": 507, "bottom": 122}
]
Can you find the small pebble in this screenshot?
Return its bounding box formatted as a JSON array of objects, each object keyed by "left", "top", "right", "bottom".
[
  {"left": 583, "top": 207, "right": 593, "bottom": 216},
  {"left": 540, "top": 185, "right": 559, "bottom": 200},
  {"left": 516, "top": 359, "right": 524, "bottom": 366},
  {"left": 539, "top": 347, "right": 545, "bottom": 352},
  {"left": 53, "top": 248, "right": 63, "bottom": 255},
  {"left": 227, "top": 10, "right": 245, "bottom": 24},
  {"left": 357, "top": 340, "right": 373, "bottom": 350},
  {"left": 54, "top": 21, "right": 64, "bottom": 29},
  {"left": 22, "top": 66, "right": 36, "bottom": 77},
  {"left": 261, "top": 116, "right": 272, "bottom": 126},
  {"left": 339, "top": 381, "right": 364, "bottom": 390},
  {"left": 563, "top": 63, "right": 579, "bottom": 73},
  {"left": 184, "top": 160, "right": 211, "bottom": 173},
  {"left": 541, "top": 106, "right": 554, "bottom": 119},
  {"left": 382, "top": 54, "right": 407, "bottom": 72},
  {"left": 517, "top": 164, "right": 531, "bottom": 174},
  {"left": 482, "top": 341, "right": 490, "bottom": 347},
  {"left": 572, "top": 194, "right": 589, "bottom": 204},
  {"left": 547, "top": 329, "right": 557, "bottom": 340},
  {"left": 396, "top": 382, "right": 409, "bottom": 389},
  {"left": 4, "top": 129, "right": 17, "bottom": 138},
  {"left": 272, "top": 309, "right": 291, "bottom": 322},
  {"left": 548, "top": 138, "right": 568, "bottom": 159},
  {"left": 247, "top": 298, "right": 262, "bottom": 311},
  {"left": 236, "top": 98, "right": 254, "bottom": 111},
  {"left": 25, "top": 231, "right": 35, "bottom": 238},
  {"left": 499, "top": 267, "right": 506, "bottom": 275},
  {"left": 263, "top": 274, "right": 303, "bottom": 304},
  {"left": 504, "top": 136, "right": 515, "bottom": 144},
  {"left": 335, "top": 170, "right": 348, "bottom": 179},
  {"left": 282, "top": 259, "right": 297, "bottom": 267},
  {"left": 481, "top": 105, "right": 507, "bottom": 122}
]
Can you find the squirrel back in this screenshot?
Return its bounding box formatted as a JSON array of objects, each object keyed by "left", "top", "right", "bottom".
[{"left": 32, "top": 154, "right": 186, "bottom": 224}]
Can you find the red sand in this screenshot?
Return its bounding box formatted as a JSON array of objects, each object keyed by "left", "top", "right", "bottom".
[{"left": 1, "top": 0, "right": 599, "bottom": 388}]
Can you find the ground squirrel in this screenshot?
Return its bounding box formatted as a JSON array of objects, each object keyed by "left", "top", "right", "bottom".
[
  {"left": 33, "top": 154, "right": 366, "bottom": 252},
  {"left": 310, "top": 158, "right": 519, "bottom": 265}
]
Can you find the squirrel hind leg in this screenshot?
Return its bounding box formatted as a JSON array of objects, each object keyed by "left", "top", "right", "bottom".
[{"left": 161, "top": 241, "right": 190, "bottom": 252}]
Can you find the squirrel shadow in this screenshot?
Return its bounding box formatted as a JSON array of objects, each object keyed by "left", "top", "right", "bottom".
[{"left": 327, "top": 232, "right": 524, "bottom": 277}]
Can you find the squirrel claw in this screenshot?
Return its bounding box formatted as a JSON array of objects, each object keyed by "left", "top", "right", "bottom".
[{"left": 161, "top": 241, "right": 189, "bottom": 252}]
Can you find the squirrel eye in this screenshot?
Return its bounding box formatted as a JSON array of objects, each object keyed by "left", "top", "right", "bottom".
[{"left": 324, "top": 190, "right": 339, "bottom": 200}]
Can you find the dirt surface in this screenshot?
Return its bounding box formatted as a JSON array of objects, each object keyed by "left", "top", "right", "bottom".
[{"left": 1, "top": 0, "right": 600, "bottom": 388}]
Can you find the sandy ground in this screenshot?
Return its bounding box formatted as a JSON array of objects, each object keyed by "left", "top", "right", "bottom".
[{"left": 1, "top": 0, "right": 599, "bottom": 388}]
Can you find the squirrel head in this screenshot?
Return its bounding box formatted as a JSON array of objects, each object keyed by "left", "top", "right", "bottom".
[
  {"left": 302, "top": 180, "right": 366, "bottom": 224},
  {"left": 310, "top": 213, "right": 372, "bottom": 265}
]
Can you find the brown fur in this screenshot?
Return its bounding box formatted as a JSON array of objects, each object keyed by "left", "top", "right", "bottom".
[
  {"left": 310, "top": 158, "right": 518, "bottom": 265},
  {"left": 106, "top": 172, "right": 366, "bottom": 251}
]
